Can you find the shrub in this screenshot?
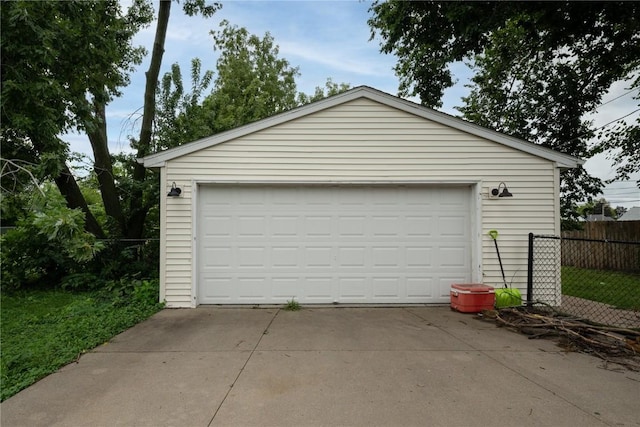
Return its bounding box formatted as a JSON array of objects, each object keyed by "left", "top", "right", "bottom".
[{"left": 0, "top": 186, "right": 104, "bottom": 290}]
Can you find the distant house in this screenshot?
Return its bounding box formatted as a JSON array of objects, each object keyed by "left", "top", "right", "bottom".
[
  {"left": 618, "top": 207, "right": 640, "bottom": 221},
  {"left": 585, "top": 214, "right": 615, "bottom": 222}
]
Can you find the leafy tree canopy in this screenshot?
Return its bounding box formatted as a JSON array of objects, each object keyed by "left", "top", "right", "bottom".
[
  {"left": 155, "top": 21, "right": 350, "bottom": 150},
  {"left": 368, "top": 1, "right": 640, "bottom": 219},
  {"left": 1, "top": 0, "right": 220, "bottom": 239},
  {"left": 576, "top": 198, "right": 626, "bottom": 220}
]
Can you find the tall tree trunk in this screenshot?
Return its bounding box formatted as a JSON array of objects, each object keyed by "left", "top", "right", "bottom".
[
  {"left": 54, "top": 164, "right": 106, "bottom": 238},
  {"left": 127, "top": 0, "right": 171, "bottom": 239},
  {"left": 88, "top": 101, "right": 126, "bottom": 234}
]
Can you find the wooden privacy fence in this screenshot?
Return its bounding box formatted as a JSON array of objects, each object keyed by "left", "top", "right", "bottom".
[
  {"left": 563, "top": 221, "right": 640, "bottom": 241},
  {"left": 562, "top": 221, "right": 640, "bottom": 272}
]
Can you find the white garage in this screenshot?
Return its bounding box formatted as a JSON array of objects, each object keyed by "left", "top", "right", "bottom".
[
  {"left": 142, "top": 86, "right": 580, "bottom": 308},
  {"left": 197, "top": 184, "right": 472, "bottom": 304}
]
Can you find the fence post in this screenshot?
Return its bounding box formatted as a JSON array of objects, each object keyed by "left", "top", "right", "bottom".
[{"left": 527, "top": 232, "right": 534, "bottom": 307}]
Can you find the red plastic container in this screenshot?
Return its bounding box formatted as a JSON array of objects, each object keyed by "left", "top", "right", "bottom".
[{"left": 450, "top": 284, "right": 495, "bottom": 313}]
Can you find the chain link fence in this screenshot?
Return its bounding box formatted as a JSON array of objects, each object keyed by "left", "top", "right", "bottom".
[{"left": 527, "top": 233, "right": 640, "bottom": 329}]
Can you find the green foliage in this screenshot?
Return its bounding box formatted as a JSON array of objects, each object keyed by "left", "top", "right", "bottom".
[
  {"left": 296, "top": 78, "right": 352, "bottom": 105},
  {"left": 0, "top": 285, "right": 163, "bottom": 401},
  {"left": 207, "top": 20, "right": 300, "bottom": 131},
  {"left": 104, "top": 277, "right": 160, "bottom": 307},
  {"left": 97, "top": 241, "right": 160, "bottom": 284},
  {"left": 575, "top": 198, "right": 623, "bottom": 220},
  {"left": 595, "top": 78, "right": 640, "bottom": 182},
  {"left": 60, "top": 273, "right": 102, "bottom": 291},
  {"left": 562, "top": 266, "right": 640, "bottom": 310},
  {"left": 284, "top": 299, "right": 301, "bottom": 311},
  {"left": 1, "top": 0, "right": 152, "bottom": 155},
  {"left": 369, "top": 1, "right": 639, "bottom": 108},
  {"left": 368, "top": 1, "right": 640, "bottom": 217},
  {"left": 155, "top": 24, "right": 350, "bottom": 148},
  {"left": 155, "top": 58, "right": 215, "bottom": 151},
  {"left": 0, "top": 185, "right": 104, "bottom": 289}
]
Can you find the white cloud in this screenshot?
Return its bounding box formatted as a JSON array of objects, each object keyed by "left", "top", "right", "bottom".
[{"left": 279, "top": 40, "right": 394, "bottom": 77}]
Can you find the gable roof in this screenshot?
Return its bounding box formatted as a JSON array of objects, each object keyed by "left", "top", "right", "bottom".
[
  {"left": 619, "top": 206, "right": 640, "bottom": 221},
  {"left": 141, "top": 86, "right": 583, "bottom": 169}
]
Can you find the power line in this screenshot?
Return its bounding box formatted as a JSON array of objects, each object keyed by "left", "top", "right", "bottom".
[
  {"left": 604, "top": 188, "right": 640, "bottom": 193},
  {"left": 594, "top": 107, "right": 640, "bottom": 131},
  {"left": 553, "top": 87, "right": 639, "bottom": 130},
  {"left": 597, "top": 87, "right": 639, "bottom": 109},
  {"left": 605, "top": 184, "right": 640, "bottom": 188},
  {"left": 568, "top": 107, "right": 640, "bottom": 144}
]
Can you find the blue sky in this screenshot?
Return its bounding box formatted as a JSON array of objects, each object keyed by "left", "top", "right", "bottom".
[{"left": 65, "top": 0, "right": 639, "bottom": 208}]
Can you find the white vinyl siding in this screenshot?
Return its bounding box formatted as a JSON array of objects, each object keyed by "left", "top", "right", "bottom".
[{"left": 161, "top": 98, "right": 560, "bottom": 307}]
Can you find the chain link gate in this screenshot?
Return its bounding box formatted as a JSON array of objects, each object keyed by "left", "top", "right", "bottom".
[{"left": 527, "top": 233, "right": 640, "bottom": 329}]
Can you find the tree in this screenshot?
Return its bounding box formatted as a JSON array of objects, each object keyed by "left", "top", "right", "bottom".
[
  {"left": 576, "top": 198, "right": 625, "bottom": 220},
  {"left": 1, "top": 0, "right": 153, "bottom": 236},
  {"left": 155, "top": 59, "right": 215, "bottom": 152},
  {"left": 368, "top": 1, "right": 640, "bottom": 219},
  {"left": 296, "top": 78, "right": 352, "bottom": 105},
  {"left": 595, "top": 77, "right": 640, "bottom": 184},
  {"left": 0, "top": 184, "right": 104, "bottom": 289},
  {"left": 205, "top": 20, "right": 300, "bottom": 132},
  {"left": 1, "top": 0, "right": 220, "bottom": 240},
  {"left": 155, "top": 22, "right": 351, "bottom": 148}
]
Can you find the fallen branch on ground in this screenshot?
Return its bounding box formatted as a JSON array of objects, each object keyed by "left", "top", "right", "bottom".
[{"left": 481, "top": 307, "right": 640, "bottom": 371}]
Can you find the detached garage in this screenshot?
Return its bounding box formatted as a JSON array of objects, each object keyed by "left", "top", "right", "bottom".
[{"left": 142, "top": 86, "right": 581, "bottom": 308}]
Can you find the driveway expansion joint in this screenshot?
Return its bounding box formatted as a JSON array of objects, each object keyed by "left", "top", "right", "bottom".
[{"left": 207, "top": 308, "right": 280, "bottom": 427}]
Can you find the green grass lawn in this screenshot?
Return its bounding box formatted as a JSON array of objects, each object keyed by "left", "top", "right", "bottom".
[
  {"left": 562, "top": 266, "right": 640, "bottom": 310},
  {"left": 0, "top": 287, "right": 163, "bottom": 401}
]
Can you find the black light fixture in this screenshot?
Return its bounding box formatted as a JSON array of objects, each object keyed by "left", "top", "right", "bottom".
[
  {"left": 491, "top": 182, "right": 513, "bottom": 198},
  {"left": 167, "top": 182, "right": 182, "bottom": 197}
]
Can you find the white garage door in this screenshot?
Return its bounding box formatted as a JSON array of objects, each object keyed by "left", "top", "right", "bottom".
[{"left": 197, "top": 185, "right": 472, "bottom": 304}]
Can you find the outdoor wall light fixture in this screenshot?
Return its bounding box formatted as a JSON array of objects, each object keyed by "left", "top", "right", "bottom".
[
  {"left": 491, "top": 182, "right": 513, "bottom": 198},
  {"left": 167, "top": 182, "right": 182, "bottom": 197}
]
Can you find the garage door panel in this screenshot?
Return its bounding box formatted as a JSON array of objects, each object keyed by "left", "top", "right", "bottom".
[
  {"left": 439, "top": 215, "right": 468, "bottom": 236},
  {"left": 197, "top": 185, "right": 472, "bottom": 304},
  {"left": 338, "top": 216, "right": 366, "bottom": 236},
  {"left": 304, "top": 277, "right": 333, "bottom": 300},
  {"left": 371, "top": 216, "right": 402, "bottom": 236},
  {"left": 406, "top": 277, "right": 434, "bottom": 298},
  {"left": 338, "top": 247, "right": 366, "bottom": 267},
  {"left": 271, "top": 216, "right": 298, "bottom": 236},
  {"left": 405, "top": 216, "right": 433, "bottom": 236},
  {"left": 238, "top": 216, "right": 266, "bottom": 237},
  {"left": 305, "top": 246, "right": 333, "bottom": 267},
  {"left": 237, "top": 247, "right": 266, "bottom": 268},
  {"left": 203, "top": 215, "right": 233, "bottom": 236},
  {"left": 372, "top": 277, "right": 401, "bottom": 299},
  {"left": 438, "top": 247, "right": 468, "bottom": 267},
  {"left": 236, "top": 277, "right": 269, "bottom": 301},
  {"left": 201, "top": 276, "right": 234, "bottom": 300},
  {"left": 271, "top": 247, "right": 299, "bottom": 267},
  {"left": 305, "top": 216, "right": 333, "bottom": 236},
  {"left": 372, "top": 246, "right": 401, "bottom": 267},
  {"left": 406, "top": 247, "right": 432, "bottom": 267},
  {"left": 271, "top": 278, "right": 299, "bottom": 299},
  {"left": 203, "top": 247, "right": 232, "bottom": 269},
  {"left": 339, "top": 277, "right": 368, "bottom": 299}
]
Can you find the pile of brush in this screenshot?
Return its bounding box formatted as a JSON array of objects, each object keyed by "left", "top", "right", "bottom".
[{"left": 481, "top": 307, "right": 640, "bottom": 371}]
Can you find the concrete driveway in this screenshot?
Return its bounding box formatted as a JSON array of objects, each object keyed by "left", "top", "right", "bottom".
[{"left": 2, "top": 307, "right": 639, "bottom": 426}]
